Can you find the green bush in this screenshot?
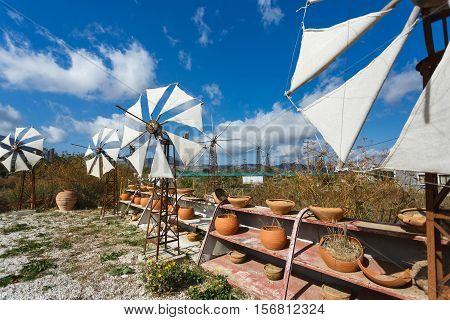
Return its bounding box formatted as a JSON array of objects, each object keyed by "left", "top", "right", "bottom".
[
  {"left": 146, "top": 259, "right": 205, "bottom": 294},
  {"left": 187, "top": 275, "right": 246, "bottom": 300}
]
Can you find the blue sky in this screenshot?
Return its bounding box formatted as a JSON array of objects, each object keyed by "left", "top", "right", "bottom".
[{"left": 0, "top": 0, "right": 432, "bottom": 164}]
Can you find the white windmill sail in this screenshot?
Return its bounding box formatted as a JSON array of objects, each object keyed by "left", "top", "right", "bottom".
[
  {"left": 1, "top": 133, "right": 11, "bottom": 146},
  {"left": 121, "top": 125, "right": 143, "bottom": 148},
  {"left": 287, "top": 0, "right": 401, "bottom": 95},
  {"left": 301, "top": 7, "right": 419, "bottom": 164},
  {"left": 150, "top": 140, "right": 174, "bottom": 179},
  {"left": 159, "top": 84, "right": 194, "bottom": 116},
  {"left": 126, "top": 139, "right": 150, "bottom": 177},
  {"left": 14, "top": 128, "right": 26, "bottom": 141},
  {"left": 166, "top": 131, "right": 204, "bottom": 165},
  {"left": 382, "top": 45, "right": 450, "bottom": 174},
  {"left": 100, "top": 128, "right": 114, "bottom": 143},
  {"left": 0, "top": 146, "right": 9, "bottom": 158},
  {"left": 104, "top": 131, "right": 120, "bottom": 144},
  {"left": 92, "top": 132, "right": 100, "bottom": 146},
  {"left": 84, "top": 146, "right": 94, "bottom": 157},
  {"left": 21, "top": 127, "right": 41, "bottom": 141},
  {"left": 126, "top": 95, "right": 143, "bottom": 121},
  {"left": 104, "top": 148, "right": 120, "bottom": 161},
  {"left": 90, "top": 158, "right": 101, "bottom": 178},
  {"left": 165, "top": 103, "right": 203, "bottom": 131},
  {"left": 22, "top": 138, "right": 44, "bottom": 152},
  {"left": 85, "top": 157, "right": 97, "bottom": 174},
  {"left": 1, "top": 153, "right": 13, "bottom": 171},
  {"left": 146, "top": 85, "right": 169, "bottom": 117},
  {"left": 21, "top": 150, "right": 42, "bottom": 168},
  {"left": 101, "top": 154, "right": 115, "bottom": 175},
  {"left": 15, "top": 154, "right": 29, "bottom": 172}
]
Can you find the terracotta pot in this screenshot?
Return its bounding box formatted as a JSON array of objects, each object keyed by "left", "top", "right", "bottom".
[
  {"left": 228, "top": 250, "right": 247, "bottom": 264},
  {"left": 319, "top": 235, "right": 363, "bottom": 273},
  {"left": 263, "top": 264, "right": 284, "bottom": 281},
  {"left": 152, "top": 198, "right": 167, "bottom": 210},
  {"left": 228, "top": 196, "right": 251, "bottom": 208},
  {"left": 140, "top": 197, "right": 150, "bottom": 207},
  {"left": 309, "top": 206, "right": 346, "bottom": 222},
  {"left": 321, "top": 285, "right": 351, "bottom": 300},
  {"left": 187, "top": 232, "right": 200, "bottom": 242},
  {"left": 168, "top": 204, "right": 179, "bottom": 214},
  {"left": 358, "top": 258, "right": 412, "bottom": 288},
  {"left": 214, "top": 214, "right": 239, "bottom": 236},
  {"left": 212, "top": 188, "right": 228, "bottom": 204},
  {"left": 133, "top": 196, "right": 141, "bottom": 205},
  {"left": 266, "top": 199, "right": 295, "bottom": 215},
  {"left": 178, "top": 207, "right": 195, "bottom": 220},
  {"left": 397, "top": 208, "right": 426, "bottom": 232},
  {"left": 260, "top": 226, "right": 287, "bottom": 251},
  {"left": 120, "top": 193, "right": 131, "bottom": 201},
  {"left": 55, "top": 190, "right": 77, "bottom": 211}
]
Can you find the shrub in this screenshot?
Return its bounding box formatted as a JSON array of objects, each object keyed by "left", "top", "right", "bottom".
[
  {"left": 187, "top": 275, "right": 246, "bottom": 300},
  {"left": 109, "top": 266, "right": 134, "bottom": 276},
  {"left": 146, "top": 259, "right": 205, "bottom": 294}
]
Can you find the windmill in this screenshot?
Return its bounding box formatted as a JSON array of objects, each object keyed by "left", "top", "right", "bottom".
[
  {"left": 0, "top": 127, "right": 44, "bottom": 210},
  {"left": 246, "top": 143, "right": 273, "bottom": 172},
  {"left": 73, "top": 128, "right": 120, "bottom": 217},
  {"left": 117, "top": 83, "right": 204, "bottom": 260},
  {"left": 285, "top": 0, "right": 450, "bottom": 299}
]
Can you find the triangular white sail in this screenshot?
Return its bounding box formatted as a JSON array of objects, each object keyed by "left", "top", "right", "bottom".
[
  {"left": 126, "top": 139, "right": 150, "bottom": 177},
  {"left": 165, "top": 103, "right": 203, "bottom": 131},
  {"left": 92, "top": 132, "right": 100, "bottom": 147},
  {"left": 90, "top": 158, "right": 101, "bottom": 178},
  {"left": 22, "top": 138, "right": 44, "bottom": 152},
  {"left": 126, "top": 95, "right": 143, "bottom": 122},
  {"left": 159, "top": 85, "right": 194, "bottom": 116},
  {"left": 1, "top": 133, "right": 11, "bottom": 147},
  {"left": 15, "top": 154, "right": 29, "bottom": 172},
  {"left": 14, "top": 128, "right": 26, "bottom": 141},
  {"left": 100, "top": 128, "right": 114, "bottom": 144},
  {"left": 21, "top": 150, "right": 42, "bottom": 168},
  {"left": 382, "top": 45, "right": 450, "bottom": 174},
  {"left": 166, "top": 131, "right": 204, "bottom": 165},
  {"left": 85, "top": 157, "right": 97, "bottom": 174},
  {"left": 302, "top": 7, "right": 419, "bottom": 164},
  {"left": 150, "top": 140, "right": 174, "bottom": 179},
  {"left": 20, "top": 127, "right": 41, "bottom": 142},
  {"left": 104, "top": 131, "right": 120, "bottom": 144},
  {"left": 0, "top": 146, "right": 9, "bottom": 159},
  {"left": 101, "top": 154, "right": 115, "bottom": 175},
  {"left": 104, "top": 148, "right": 120, "bottom": 161},
  {"left": 84, "top": 146, "right": 94, "bottom": 158},
  {"left": 147, "top": 86, "right": 169, "bottom": 118},
  {"left": 1, "top": 153, "right": 13, "bottom": 172},
  {"left": 121, "top": 125, "right": 143, "bottom": 149},
  {"left": 288, "top": 10, "right": 392, "bottom": 95}
]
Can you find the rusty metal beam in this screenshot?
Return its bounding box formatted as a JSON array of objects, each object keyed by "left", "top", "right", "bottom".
[{"left": 434, "top": 180, "right": 450, "bottom": 211}]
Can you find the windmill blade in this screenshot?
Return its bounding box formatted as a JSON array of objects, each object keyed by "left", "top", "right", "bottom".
[
  {"left": 101, "top": 154, "right": 115, "bottom": 175},
  {"left": 85, "top": 156, "right": 97, "bottom": 175},
  {"left": 14, "top": 153, "right": 30, "bottom": 172},
  {"left": 126, "top": 95, "right": 143, "bottom": 122},
  {"left": 1, "top": 153, "right": 14, "bottom": 172},
  {"left": 158, "top": 84, "right": 195, "bottom": 117},
  {"left": 1, "top": 133, "right": 11, "bottom": 147},
  {"left": 21, "top": 150, "right": 42, "bottom": 168},
  {"left": 100, "top": 128, "right": 114, "bottom": 144},
  {"left": 20, "top": 127, "right": 41, "bottom": 142},
  {"left": 104, "top": 148, "right": 120, "bottom": 161},
  {"left": 166, "top": 131, "right": 204, "bottom": 165},
  {"left": 126, "top": 139, "right": 150, "bottom": 177},
  {"left": 150, "top": 140, "right": 174, "bottom": 179},
  {"left": 104, "top": 131, "right": 120, "bottom": 144},
  {"left": 121, "top": 125, "right": 144, "bottom": 149},
  {"left": 146, "top": 85, "right": 169, "bottom": 118},
  {"left": 92, "top": 132, "right": 100, "bottom": 147},
  {"left": 164, "top": 103, "right": 203, "bottom": 131},
  {"left": 84, "top": 145, "right": 94, "bottom": 158},
  {"left": 22, "top": 138, "right": 44, "bottom": 152},
  {"left": 14, "top": 128, "right": 26, "bottom": 141},
  {"left": 0, "top": 146, "right": 10, "bottom": 159},
  {"left": 90, "top": 156, "right": 101, "bottom": 178}
]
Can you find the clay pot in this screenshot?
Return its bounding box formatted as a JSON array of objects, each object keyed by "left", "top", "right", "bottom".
[
  {"left": 187, "top": 232, "right": 200, "bottom": 242},
  {"left": 212, "top": 188, "right": 228, "bottom": 204},
  {"left": 120, "top": 193, "right": 131, "bottom": 201},
  {"left": 321, "top": 285, "right": 351, "bottom": 300},
  {"left": 309, "top": 206, "right": 346, "bottom": 222},
  {"left": 168, "top": 204, "right": 179, "bottom": 215},
  {"left": 228, "top": 250, "right": 247, "bottom": 264},
  {"left": 260, "top": 226, "right": 287, "bottom": 251},
  {"left": 55, "top": 190, "right": 77, "bottom": 211},
  {"left": 214, "top": 214, "right": 239, "bottom": 236},
  {"left": 227, "top": 196, "right": 251, "bottom": 208},
  {"left": 133, "top": 196, "right": 141, "bottom": 205},
  {"left": 178, "top": 207, "right": 195, "bottom": 220},
  {"left": 140, "top": 197, "right": 150, "bottom": 207},
  {"left": 397, "top": 208, "right": 426, "bottom": 232},
  {"left": 358, "top": 258, "right": 412, "bottom": 288},
  {"left": 266, "top": 199, "right": 295, "bottom": 215},
  {"left": 263, "top": 264, "right": 284, "bottom": 281},
  {"left": 319, "top": 235, "right": 363, "bottom": 273},
  {"left": 152, "top": 198, "right": 167, "bottom": 211}
]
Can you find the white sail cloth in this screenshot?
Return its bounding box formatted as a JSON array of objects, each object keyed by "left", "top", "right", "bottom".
[
  {"left": 288, "top": 9, "right": 392, "bottom": 95},
  {"left": 84, "top": 128, "right": 120, "bottom": 178},
  {"left": 382, "top": 45, "right": 450, "bottom": 174},
  {"left": 301, "top": 7, "right": 419, "bottom": 164}
]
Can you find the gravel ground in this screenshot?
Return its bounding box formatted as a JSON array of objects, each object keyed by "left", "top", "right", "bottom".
[{"left": 0, "top": 209, "right": 186, "bottom": 299}]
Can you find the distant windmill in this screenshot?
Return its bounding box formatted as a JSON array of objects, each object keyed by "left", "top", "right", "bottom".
[{"left": 247, "top": 143, "right": 272, "bottom": 172}]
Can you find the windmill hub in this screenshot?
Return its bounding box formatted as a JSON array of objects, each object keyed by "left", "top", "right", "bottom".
[
  {"left": 146, "top": 120, "right": 161, "bottom": 135},
  {"left": 95, "top": 147, "right": 102, "bottom": 155},
  {"left": 11, "top": 143, "right": 19, "bottom": 151}
]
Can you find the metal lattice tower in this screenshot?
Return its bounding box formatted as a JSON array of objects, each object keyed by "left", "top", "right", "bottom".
[
  {"left": 255, "top": 146, "right": 262, "bottom": 171},
  {"left": 264, "top": 146, "right": 271, "bottom": 168},
  {"left": 209, "top": 141, "right": 218, "bottom": 175}
]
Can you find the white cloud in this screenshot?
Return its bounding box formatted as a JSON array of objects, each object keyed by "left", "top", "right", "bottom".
[
  {"left": 202, "top": 83, "right": 223, "bottom": 105},
  {"left": 72, "top": 23, "right": 121, "bottom": 43},
  {"left": 66, "top": 113, "right": 125, "bottom": 138},
  {"left": 380, "top": 62, "right": 422, "bottom": 104},
  {"left": 257, "top": 0, "right": 284, "bottom": 27},
  {"left": 0, "top": 32, "right": 156, "bottom": 101},
  {"left": 192, "top": 7, "right": 212, "bottom": 46},
  {"left": 178, "top": 50, "right": 192, "bottom": 71},
  {"left": 162, "top": 26, "right": 179, "bottom": 46},
  {"left": 0, "top": 104, "right": 22, "bottom": 135},
  {"left": 40, "top": 125, "right": 67, "bottom": 143},
  {"left": 6, "top": 9, "right": 24, "bottom": 24}
]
